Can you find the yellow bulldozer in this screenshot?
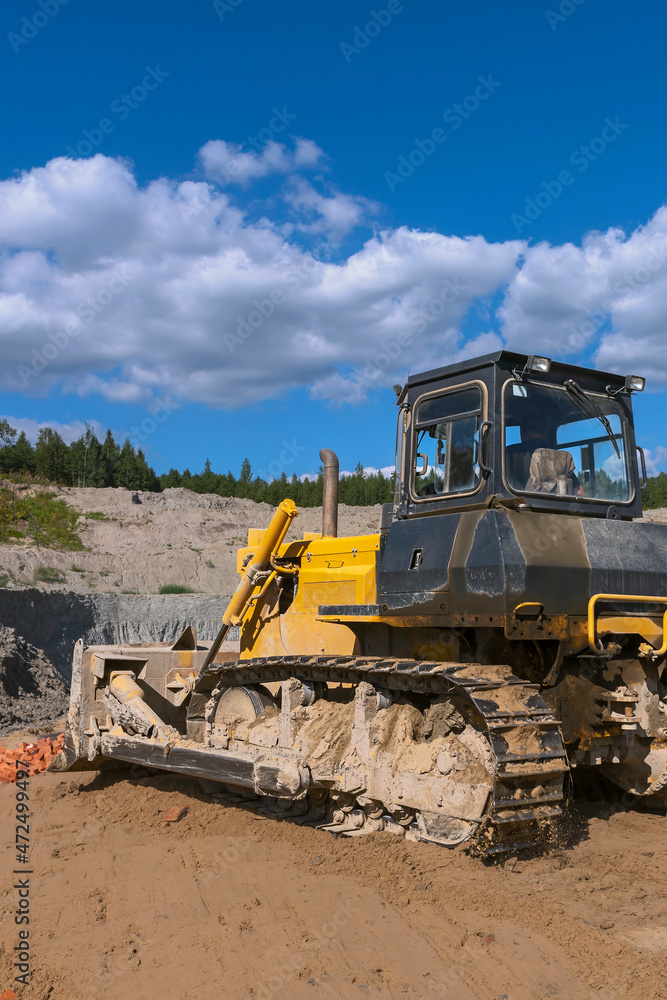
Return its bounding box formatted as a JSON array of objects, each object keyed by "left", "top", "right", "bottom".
[{"left": 55, "top": 351, "right": 667, "bottom": 854}]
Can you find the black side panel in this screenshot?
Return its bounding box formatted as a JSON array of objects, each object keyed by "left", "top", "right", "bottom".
[
  {"left": 584, "top": 520, "right": 667, "bottom": 599},
  {"left": 377, "top": 513, "right": 460, "bottom": 612},
  {"left": 464, "top": 512, "right": 526, "bottom": 598},
  {"left": 447, "top": 510, "right": 529, "bottom": 614},
  {"left": 510, "top": 509, "right": 591, "bottom": 616},
  {"left": 378, "top": 509, "right": 667, "bottom": 621}
]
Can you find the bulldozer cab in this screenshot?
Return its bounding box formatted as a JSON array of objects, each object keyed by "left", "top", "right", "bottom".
[{"left": 393, "top": 351, "right": 646, "bottom": 521}]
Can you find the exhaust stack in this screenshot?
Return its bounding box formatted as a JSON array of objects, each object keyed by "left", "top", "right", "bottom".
[{"left": 319, "top": 448, "right": 339, "bottom": 538}]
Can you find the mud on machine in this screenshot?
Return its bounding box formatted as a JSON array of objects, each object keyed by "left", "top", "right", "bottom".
[{"left": 55, "top": 351, "right": 667, "bottom": 854}]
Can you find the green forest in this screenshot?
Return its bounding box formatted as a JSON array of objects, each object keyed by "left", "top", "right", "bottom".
[
  {"left": 0, "top": 420, "right": 392, "bottom": 506},
  {"left": 2, "top": 418, "right": 667, "bottom": 508}
]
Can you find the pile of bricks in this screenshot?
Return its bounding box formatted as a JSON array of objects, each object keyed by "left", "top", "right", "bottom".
[{"left": 0, "top": 733, "right": 65, "bottom": 784}]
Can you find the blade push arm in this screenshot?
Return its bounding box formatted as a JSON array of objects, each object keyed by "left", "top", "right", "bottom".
[{"left": 199, "top": 499, "right": 299, "bottom": 674}]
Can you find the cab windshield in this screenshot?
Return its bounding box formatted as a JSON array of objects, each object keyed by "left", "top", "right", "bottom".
[{"left": 504, "top": 381, "right": 632, "bottom": 502}]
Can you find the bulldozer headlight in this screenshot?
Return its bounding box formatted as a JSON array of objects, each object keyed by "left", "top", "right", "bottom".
[
  {"left": 625, "top": 374, "right": 645, "bottom": 392},
  {"left": 527, "top": 355, "right": 552, "bottom": 373}
]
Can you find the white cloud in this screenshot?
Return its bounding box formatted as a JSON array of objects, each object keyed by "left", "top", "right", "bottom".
[
  {"left": 0, "top": 146, "right": 665, "bottom": 420},
  {"left": 0, "top": 415, "right": 107, "bottom": 445},
  {"left": 500, "top": 207, "right": 667, "bottom": 381},
  {"left": 643, "top": 446, "right": 667, "bottom": 478},
  {"left": 341, "top": 465, "right": 395, "bottom": 478},
  {"left": 282, "top": 177, "right": 379, "bottom": 241},
  {"left": 199, "top": 137, "right": 325, "bottom": 186},
  {"left": 298, "top": 465, "right": 394, "bottom": 482}
]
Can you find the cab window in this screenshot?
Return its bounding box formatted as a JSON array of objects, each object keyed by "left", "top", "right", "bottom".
[
  {"left": 504, "top": 382, "right": 631, "bottom": 501},
  {"left": 413, "top": 387, "right": 482, "bottom": 498}
]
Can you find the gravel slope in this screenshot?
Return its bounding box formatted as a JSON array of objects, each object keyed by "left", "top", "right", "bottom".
[{"left": 0, "top": 483, "right": 383, "bottom": 596}]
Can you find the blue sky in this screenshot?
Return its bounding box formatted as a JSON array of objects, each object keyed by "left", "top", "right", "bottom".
[{"left": 1, "top": 0, "right": 666, "bottom": 479}]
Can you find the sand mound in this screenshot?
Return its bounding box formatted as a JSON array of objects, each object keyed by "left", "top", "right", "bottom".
[{"left": 0, "top": 482, "right": 383, "bottom": 596}]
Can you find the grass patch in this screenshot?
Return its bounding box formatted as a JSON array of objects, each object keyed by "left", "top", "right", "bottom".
[
  {"left": 0, "top": 488, "right": 83, "bottom": 550},
  {"left": 3, "top": 473, "right": 53, "bottom": 487},
  {"left": 33, "top": 565, "right": 65, "bottom": 584},
  {"left": 121, "top": 588, "right": 138, "bottom": 594},
  {"left": 81, "top": 511, "right": 116, "bottom": 521},
  {"left": 70, "top": 563, "right": 86, "bottom": 573},
  {"left": 159, "top": 584, "right": 195, "bottom": 595},
  {"left": 205, "top": 559, "right": 215, "bottom": 568},
  {"left": 0, "top": 573, "right": 9, "bottom": 588}
]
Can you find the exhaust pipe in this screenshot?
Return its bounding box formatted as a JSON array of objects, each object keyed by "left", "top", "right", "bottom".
[{"left": 319, "top": 448, "right": 339, "bottom": 538}]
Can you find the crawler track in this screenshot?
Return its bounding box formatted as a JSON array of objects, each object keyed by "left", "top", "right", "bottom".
[{"left": 198, "top": 655, "right": 568, "bottom": 854}]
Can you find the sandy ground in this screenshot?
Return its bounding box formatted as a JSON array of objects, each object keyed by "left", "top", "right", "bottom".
[{"left": 0, "top": 752, "right": 664, "bottom": 1000}]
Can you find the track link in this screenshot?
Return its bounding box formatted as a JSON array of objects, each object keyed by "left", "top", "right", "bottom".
[{"left": 199, "top": 655, "right": 568, "bottom": 854}]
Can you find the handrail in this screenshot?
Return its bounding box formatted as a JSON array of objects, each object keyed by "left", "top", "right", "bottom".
[{"left": 588, "top": 593, "right": 667, "bottom": 656}]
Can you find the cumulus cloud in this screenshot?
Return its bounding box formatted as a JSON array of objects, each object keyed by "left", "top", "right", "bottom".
[
  {"left": 0, "top": 144, "right": 665, "bottom": 419},
  {"left": 0, "top": 415, "right": 108, "bottom": 445},
  {"left": 282, "top": 177, "right": 379, "bottom": 241},
  {"left": 199, "top": 136, "right": 324, "bottom": 185},
  {"left": 643, "top": 446, "right": 667, "bottom": 478},
  {"left": 500, "top": 207, "right": 667, "bottom": 380}
]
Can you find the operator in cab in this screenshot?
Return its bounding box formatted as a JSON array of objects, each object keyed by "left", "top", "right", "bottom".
[{"left": 507, "top": 412, "right": 585, "bottom": 496}]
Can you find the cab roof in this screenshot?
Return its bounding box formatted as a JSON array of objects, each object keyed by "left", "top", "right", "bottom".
[{"left": 405, "top": 350, "right": 631, "bottom": 390}]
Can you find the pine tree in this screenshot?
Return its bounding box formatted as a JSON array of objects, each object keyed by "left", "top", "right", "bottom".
[
  {"left": 136, "top": 449, "right": 159, "bottom": 491},
  {"left": 101, "top": 430, "right": 120, "bottom": 487},
  {"left": 0, "top": 419, "right": 16, "bottom": 448},
  {"left": 115, "top": 440, "right": 140, "bottom": 489},
  {"left": 10, "top": 431, "right": 37, "bottom": 475},
  {"left": 160, "top": 468, "right": 182, "bottom": 489},
  {"left": 35, "top": 427, "right": 67, "bottom": 483},
  {"left": 238, "top": 458, "right": 252, "bottom": 498},
  {"left": 0, "top": 429, "right": 35, "bottom": 475}
]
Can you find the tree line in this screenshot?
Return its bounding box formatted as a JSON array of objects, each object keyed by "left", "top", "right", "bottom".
[
  {"left": 0, "top": 420, "right": 393, "bottom": 506},
  {"left": 0, "top": 420, "right": 158, "bottom": 491},
  {"left": 2, "top": 418, "right": 666, "bottom": 509}
]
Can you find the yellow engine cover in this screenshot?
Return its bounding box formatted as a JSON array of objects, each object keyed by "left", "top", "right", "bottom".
[{"left": 238, "top": 532, "right": 380, "bottom": 658}]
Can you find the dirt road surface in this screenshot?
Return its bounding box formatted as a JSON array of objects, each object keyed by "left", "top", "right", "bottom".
[{"left": 1, "top": 760, "right": 664, "bottom": 1000}]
